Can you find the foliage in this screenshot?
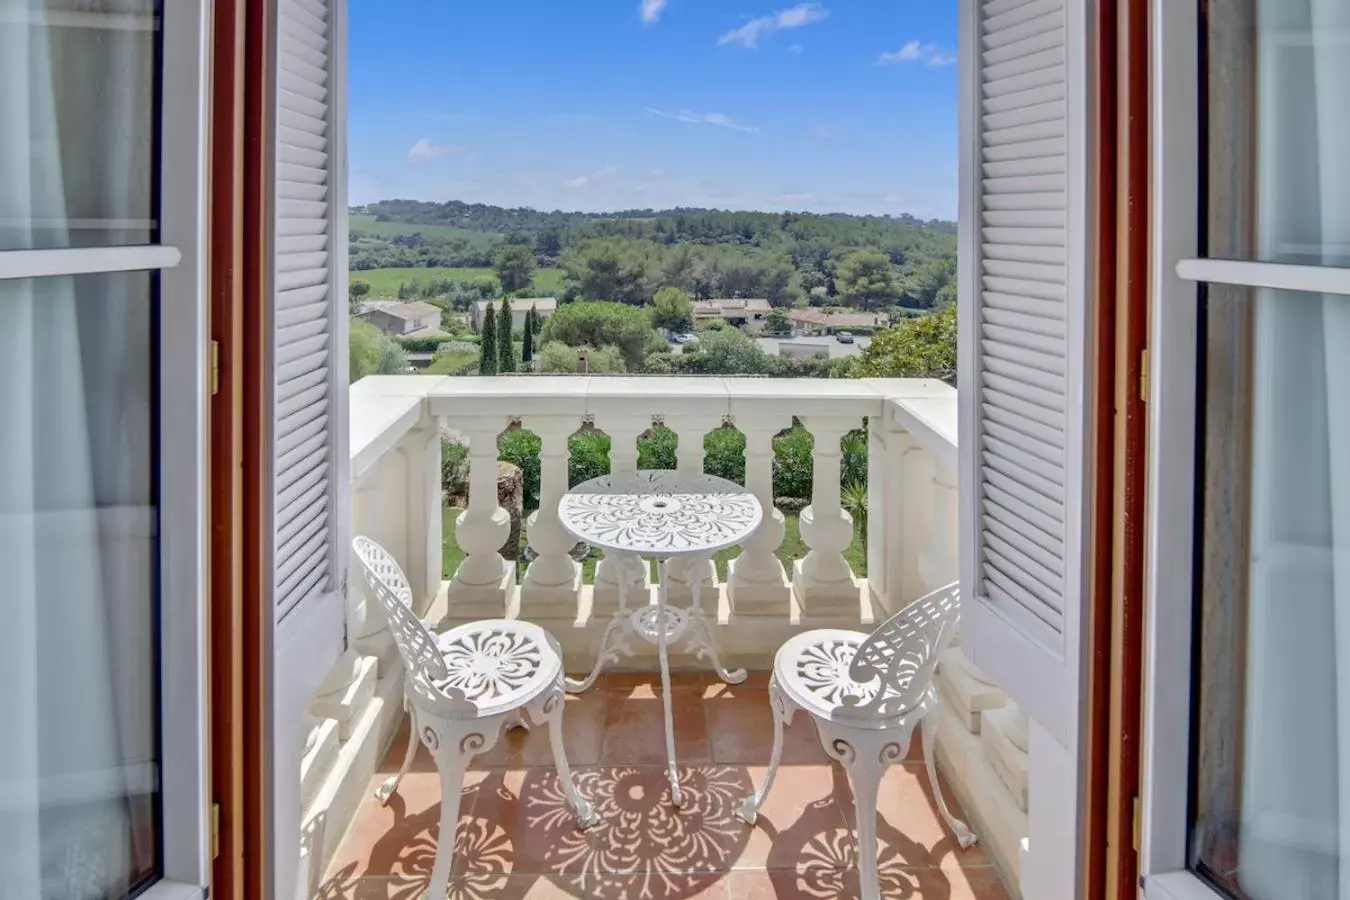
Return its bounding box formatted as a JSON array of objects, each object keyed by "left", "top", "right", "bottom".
[
  {"left": 349, "top": 279, "right": 370, "bottom": 313},
  {"left": 498, "top": 297, "right": 517, "bottom": 373},
  {"left": 841, "top": 480, "right": 869, "bottom": 545},
  {"left": 772, "top": 426, "right": 814, "bottom": 500},
  {"left": 841, "top": 429, "right": 868, "bottom": 490},
  {"left": 704, "top": 427, "right": 746, "bottom": 485},
  {"left": 637, "top": 427, "right": 677, "bottom": 470},
  {"left": 521, "top": 307, "right": 535, "bottom": 363},
  {"left": 853, "top": 304, "right": 958, "bottom": 385},
  {"left": 425, "top": 343, "right": 480, "bottom": 375},
  {"left": 349, "top": 318, "right": 408, "bottom": 381},
  {"left": 568, "top": 429, "right": 611, "bottom": 487},
  {"left": 493, "top": 243, "right": 537, "bottom": 294},
  {"left": 441, "top": 441, "right": 469, "bottom": 499},
  {"left": 581, "top": 345, "right": 627, "bottom": 374},
  {"left": 479, "top": 302, "right": 499, "bottom": 375},
  {"left": 649, "top": 286, "right": 694, "bottom": 333},
  {"left": 672, "top": 327, "right": 781, "bottom": 376},
  {"left": 898, "top": 256, "right": 957, "bottom": 310},
  {"left": 536, "top": 341, "right": 627, "bottom": 374},
  {"left": 834, "top": 249, "right": 900, "bottom": 310},
  {"left": 764, "top": 307, "right": 792, "bottom": 335},
  {"left": 395, "top": 333, "right": 454, "bottom": 353},
  {"left": 498, "top": 429, "right": 542, "bottom": 510},
  {"left": 537, "top": 301, "right": 662, "bottom": 370},
  {"left": 347, "top": 266, "right": 565, "bottom": 302}
]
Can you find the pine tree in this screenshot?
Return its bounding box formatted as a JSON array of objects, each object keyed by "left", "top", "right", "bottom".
[
  {"left": 479, "top": 303, "right": 499, "bottom": 375},
  {"left": 521, "top": 305, "right": 535, "bottom": 364},
  {"left": 498, "top": 296, "right": 517, "bottom": 373}
]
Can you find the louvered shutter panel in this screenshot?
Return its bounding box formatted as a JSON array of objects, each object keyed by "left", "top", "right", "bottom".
[
  {"left": 268, "top": 1, "right": 349, "bottom": 898},
  {"left": 957, "top": 0, "right": 1087, "bottom": 749}
]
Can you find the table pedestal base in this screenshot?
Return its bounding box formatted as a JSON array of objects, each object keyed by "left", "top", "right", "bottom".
[{"left": 565, "top": 559, "right": 747, "bottom": 806}]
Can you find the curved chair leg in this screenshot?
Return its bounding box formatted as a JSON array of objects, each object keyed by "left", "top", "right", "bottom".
[
  {"left": 424, "top": 718, "right": 504, "bottom": 900},
  {"left": 532, "top": 683, "right": 600, "bottom": 828},
  {"left": 841, "top": 744, "right": 887, "bottom": 900},
  {"left": 922, "top": 715, "right": 977, "bottom": 848},
  {"left": 375, "top": 702, "right": 418, "bottom": 806},
  {"left": 737, "top": 677, "right": 796, "bottom": 824}
]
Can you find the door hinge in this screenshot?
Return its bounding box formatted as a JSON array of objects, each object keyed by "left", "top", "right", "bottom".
[
  {"left": 209, "top": 339, "right": 221, "bottom": 397},
  {"left": 1138, "top": 348, "right": 1150, "bottom": 403},
  {"left": 211, "top": 801, "right": 221, "bottom": 860},
  {"left": 1132, "top": 795, "right": 1142, "bottom": 851}
]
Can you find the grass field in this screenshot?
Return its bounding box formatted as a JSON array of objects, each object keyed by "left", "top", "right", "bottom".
[
  {"left": 442, "top": 508, "right": 866, "bottom": 583},
  {"left": 352, "top": 265, "right": 567, "bottom": 299}
]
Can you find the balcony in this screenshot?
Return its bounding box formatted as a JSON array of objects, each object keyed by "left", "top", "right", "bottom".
[{"left": 302, "top": 376, "right": 1032, "bottom": 899}]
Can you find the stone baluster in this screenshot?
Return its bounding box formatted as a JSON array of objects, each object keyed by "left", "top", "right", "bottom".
[
  {"left": 445, "top": 416, "right": 515, "bottom": 618},
  {"left": 793, "top": 416, "right": 861, "bottom": 618},
  {"left": 919, "top": 456, "right": 959, "bottom": 591},
  {"left": 592, "top": 416, "right": 650, "bottom": 614},
  {"left": 664, "top": 413, "right": 721, "bottom": 604},
  {"left": 522, "top": 417, "right": 583, "bottom": 618},
  {"left": 900, "top": 439, "right": 937, "bottom": 605},
  {"left": 727, "top": 413, "right": 791, "bottom": 617}
]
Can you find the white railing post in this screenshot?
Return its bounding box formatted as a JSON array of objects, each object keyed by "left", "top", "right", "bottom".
[
  {"left": 793, "top": 416, "right": 861, "bottom": 618},
  {"left": 445, "top": 415, "right": 515, "bottom": 618},
  {"left": 727, "top": 413, "right": 791, "bottom": 617},
  {"left": 521, "top": 416, "right": 583, "bottom": 617},
  {"left": 401, "top": 418, "right": 443, "bottom": 611},
  {"left": 664, "top": 413, "right": 722, "bottom": 603},
  {"left": 919, "top": 457, "right": 960, "bottom": 592},
  {"left": 866, "top": 415, "right": 911, "bottom": 618},
  {"left": 592, "top": 415, "right": 651, "bottom": 614},
  {"left": 900, "top": 439, "right": 937, "bottom": 605}
]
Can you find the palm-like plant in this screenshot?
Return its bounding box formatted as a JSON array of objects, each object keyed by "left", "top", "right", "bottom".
[{"left": 841, "top": 480, "right": 869, "bottom": 547}]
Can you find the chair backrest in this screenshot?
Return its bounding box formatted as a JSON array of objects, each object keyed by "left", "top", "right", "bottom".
[
  {"left": 840, "top": 582, "right": 961, "bottom": 719},
  {"left": 352, "top": 536, "right": 450, "bottom": 689}
]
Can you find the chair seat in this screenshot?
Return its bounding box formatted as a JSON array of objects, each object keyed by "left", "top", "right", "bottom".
[
  {"left": 773, "top": 628, "right": 927, "bottom": 728},
  {"left": 431, "top": 619, "right": 563, "bottom": 719}
]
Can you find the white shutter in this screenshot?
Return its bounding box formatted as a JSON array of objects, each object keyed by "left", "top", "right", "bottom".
[
  {"left": 267, "top": 0, "right": 348, "bottom": 896},
  {"left": 957, "top": 0, "right": 1088, "bottom": 748}
]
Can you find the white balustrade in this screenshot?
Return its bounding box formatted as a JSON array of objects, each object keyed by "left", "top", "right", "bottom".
[
  {"left": 793, "top": 415, "right": 863, "bottom": 617},
  {"left": 592, "top": 414, "right": 652, "bottom": 614},
  {"left": 663, "top": 413, "right": 723, "bottom": 604},
  {"left": 521, "top": 416, "right": 584, "bottom": 616},
  {"left": 727, "top": 412, "right": 792, "bottom": 617},
  {"left": 920, "top": 458, "right": 959, "bottom": 591},
  {"left": 445, "top": 415, "right": 516, "bottom": 618}
]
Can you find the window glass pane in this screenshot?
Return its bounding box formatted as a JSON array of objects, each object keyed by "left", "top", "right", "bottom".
[
  {"left": 0, "top": 0, "right": 161, "bottom": 250},
  {"left": 1206, "top": 0, "right": 1350, "bottom": 267},
  {"left": 0, "top": 271, "right": 160, "bottom": 898}
]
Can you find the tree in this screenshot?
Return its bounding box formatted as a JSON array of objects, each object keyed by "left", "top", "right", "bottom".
[
  {"left": 835, "top": 249, "right": 900, "bottom": 310},
  {"left": 853, "top": 304, "right": 957, "bottom": 384},
  {"left": 537, "top": 301, "right": 662, "bottom": 370},
  {"left": 498, "top": 296, "right": 517, "bottom": 373},
  {"left": 522, "top": 305, "right": 535, "bottom": 364},
  {"left": 536, "top": 341, "right": 626, "bottom": 374},
  {"left": 764, "top": 307, "right": 792, "bottom": 335},
  {"left": 349, "top": 319, "right": 408, "bottom": 381},
  {"left": 348, "top": 279, "right": 370, "bottom": 314},
  {"left": 674, "top": 327, "right": 780, "bottom": 376},
  {"left": 649, "top": 286, "right": 694, "bottom": 333},
  {"left": 479, "top": 302, "right": 499, "bottom": 375},
  {"left": 493, "top": 243, "right": 536, "bottom": 294}
]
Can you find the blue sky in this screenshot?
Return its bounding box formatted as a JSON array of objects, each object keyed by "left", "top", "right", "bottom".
[{"left": 348, "top": 1, "right": 958, "bottom": 219}]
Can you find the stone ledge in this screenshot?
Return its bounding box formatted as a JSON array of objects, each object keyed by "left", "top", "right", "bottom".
[
  {"left": 936, "top": 647, "right": 1007, "bottom": 733},
  {"left": 981, "top": 706, "right": 1029, "bottom": 812},
  {"left": 309, "top": 653, "right": 379, "bottom": 741},
  {"left": 300, "top": 718, "right": 340, "bottom": 809}
]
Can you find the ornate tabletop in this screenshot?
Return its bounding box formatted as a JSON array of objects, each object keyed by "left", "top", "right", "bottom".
[{"left": 558, "top": 470, "right": 762, "bottom": 558}]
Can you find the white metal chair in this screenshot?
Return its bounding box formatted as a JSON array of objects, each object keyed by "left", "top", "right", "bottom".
[
  {"left": 737, "top": 582, "right": 974, "bottom": 900},
  {"left": 352, "top": 537, "right": 598, "bottom": 899}
]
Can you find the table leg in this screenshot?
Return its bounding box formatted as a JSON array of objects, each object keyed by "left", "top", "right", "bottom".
[
  {"left": 566, "top": 569, "right": 633, "bottom": 693},
  {"left": 686, "top": 577, "right": 748, "bottom": 685},
  {"left": 656, "top": 558, "right": 683, "bottom": 806}
]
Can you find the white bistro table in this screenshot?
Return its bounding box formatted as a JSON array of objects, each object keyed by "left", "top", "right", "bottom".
[{"left": 558, "top": 470, "right": 762, "bottom": 805}]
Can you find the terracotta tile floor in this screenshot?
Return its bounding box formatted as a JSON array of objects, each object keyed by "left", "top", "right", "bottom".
[{"left": 319, "top": 673, "right": 1007, "bottom": 900}]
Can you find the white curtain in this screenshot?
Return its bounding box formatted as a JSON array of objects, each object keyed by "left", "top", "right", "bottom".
[
  {"left": 0, "top": 4, "right": 154, "bottom": 898},
  {"left": 1240, "top": 1, "right": 1350, "bottom": 898}
]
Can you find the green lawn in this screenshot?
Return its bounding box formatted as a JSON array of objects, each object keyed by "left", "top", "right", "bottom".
[
  {"left": 442, "top": 507, "right": 866, "bottom": 584},
  {"left": 352, "top": 266, "right": 566, "bottom": 300}
]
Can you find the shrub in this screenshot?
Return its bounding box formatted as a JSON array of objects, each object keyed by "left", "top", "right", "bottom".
[
  {"left": 568, "top": 429, "right": 611, "bottom": 487},
  {"left": 498, "top": 429, "right": 542, "bottom": 511},
  {"left": 539, "top": 301, "right": 663, "bottom": 369},
  {"left": 704, "top": 427, "right": 746, "bottom": 485},
  {"left": 772, "top": 425, "right": 814, "bottom": 500},
  {"left": 397, "top": 333, "right": 454, "bottom": 353},
  {"left": 637, "top": 426, "right": 677, "bottom": 470},
  {"left": 441, "top": 441, "right": 469, "bottom": 501}
]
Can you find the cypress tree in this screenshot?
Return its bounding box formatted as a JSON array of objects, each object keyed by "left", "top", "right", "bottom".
[
  {"left": 479, "top": 302, "right": 499, "bottom": 375},
  {"left": 498, "top": 296, "right": 517, "bottom": 373},
  {"left": 521, "top": 304, "right": 535, "bottom": 364}
]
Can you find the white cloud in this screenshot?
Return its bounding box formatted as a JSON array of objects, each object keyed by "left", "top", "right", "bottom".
[
  {"left": 718, "top": 3, "right": 828, "bottom": 49},
  {"left": 647, "top": 107, "right": 758, "bottom": 132},
  {"left": 640, "top": 0, "right": 668, "bottom": 24},
  {"left": 878, "top": 40, "right": 958, "bottom": 67},
  {"left": 809, "top": 123, "right": 842, "bottom": 141},
  {"left": 407, "top": 138, "right": 467, "bottom": 163},
  {"left": 565, "top": 165, "right": 620, "bottom": 189}
]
